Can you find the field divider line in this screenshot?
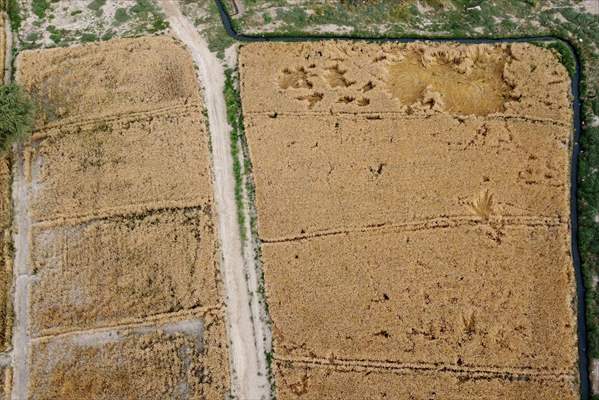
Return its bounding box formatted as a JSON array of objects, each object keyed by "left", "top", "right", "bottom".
[
  {"left": 244, "top": 111, "right": 570, "bottom": 127},
  {"left": 29, "top": 304, "right": 224, "bottom": 344},
  {"left": 261, "top": 215, "right": 567, "bottom": 244},
  {"left": 275, "top": 355, "right": 577, "bottom": 383},
  {"left": 30, "top": 102, "right": 203, "bottom": 139},
  {"left": 30, "top": 199, "right": 211, "bottom": 229}
]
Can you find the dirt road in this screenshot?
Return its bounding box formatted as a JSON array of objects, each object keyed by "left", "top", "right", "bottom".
[
  {"left": 11, "top": 144, "right": 33, "bottom": 400},
  {"left": 156, "top": 1, "right": 270, "bottom": 399}
]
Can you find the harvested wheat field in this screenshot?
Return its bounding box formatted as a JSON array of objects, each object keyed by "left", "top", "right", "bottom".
[
  {"left": 0, "top": 157, "right": 12, "bottom": 354},
  {"left": 14, "top": 36, "right": 229, "bottom": 399},
  {"left": 240, "top": 41, "right": 579, "bottom": 399}
]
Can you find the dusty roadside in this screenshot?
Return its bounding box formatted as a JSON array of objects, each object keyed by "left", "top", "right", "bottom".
[
  {"left": 10, "top": 144, "right": 32, "bottom": 400},
  {"left": 156, "top": 1, "right": 270, "bottom": 399}
]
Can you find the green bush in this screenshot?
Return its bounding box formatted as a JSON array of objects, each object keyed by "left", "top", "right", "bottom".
[
  {"left": 0, "top": 85, "right": 36, "bottom": 154},
  {"left": 31, "top": 0, "right": 50, "bottom": 19},
  {"left": 114, "top": 8, "right": 130, "bottom": 24},
  {"left": 7, "top": 0, "right": 22, "bottom": 30}
]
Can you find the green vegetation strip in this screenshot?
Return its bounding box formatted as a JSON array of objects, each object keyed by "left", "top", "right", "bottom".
[
  {"left": 224, "top": 68, "right": 247, "bottom": 241},
  {"left": 223, "top": 67, "right": 277, "bottom": 392}
]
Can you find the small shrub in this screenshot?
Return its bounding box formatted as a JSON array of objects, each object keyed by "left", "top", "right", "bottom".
[
  {"left": 0, "top": 85, "right": 36, "bottom": 154},
  {"left": 87, "top": 0, "right": 106, "bottom": 12},
  {"left": 7, "top": 0, "right": 22, "bottom": 30},
  {"left": 131, "top": 0, "right": 156, "bottom": 15},
  {"left": 80, "top": 32, "right": 98, "bottom": 42},
  {"left": 114, "top": 8, "right": 130, "bottom": 24},
  {"left": 31, "top": 0, "right": 50, "bottom": 19}
]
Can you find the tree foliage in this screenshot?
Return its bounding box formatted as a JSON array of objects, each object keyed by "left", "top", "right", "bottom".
[{"left": 0, "top": 84, "right": 35, "bottom": 154}]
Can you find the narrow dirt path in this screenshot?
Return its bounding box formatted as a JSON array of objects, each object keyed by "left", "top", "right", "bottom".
[
  {"left": 157, "top": 1, "right": 270, "bottom": 399},
  {"left": 11, "top": 144, "right": 33, "bottom": 400},
  {"left": 233, "top": 0, "right": 245, "bottom": 16}
]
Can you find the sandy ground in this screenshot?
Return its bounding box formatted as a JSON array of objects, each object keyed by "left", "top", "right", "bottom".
[
  {"left": 233, "top": 0, "right": 246, "bottom": 16},
  {"left": 581, "top": 0, "right": 599, "bottom": 15},
  {"left": 157, "top": 1, "right": 270, "bottom": 399},
  {"left": 11, "top": 144, "right": 33, "bottom": 400}
]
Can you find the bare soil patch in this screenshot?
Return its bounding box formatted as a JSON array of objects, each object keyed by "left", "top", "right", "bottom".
[{"left": 240, "top": 41, "right": 578, "bottom": 399}]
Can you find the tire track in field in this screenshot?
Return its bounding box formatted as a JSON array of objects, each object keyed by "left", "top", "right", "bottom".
[
  {"left": 275, "top": 355, "right": 577, "bottom": 383},
  {"left": 261, "top": 214, "right": 566, "bottom": 244}
]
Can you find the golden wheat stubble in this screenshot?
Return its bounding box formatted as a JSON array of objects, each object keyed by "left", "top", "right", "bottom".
[
  {"left": 17, "top": 36, "right": 200, "bottom": 127},
  {"left": 18, "top": 36, "right": 230, "bottom": 399},
  {"left": 29, "top": 207, "right": 219, "bottom": 336},
  {"left": 28, "top": 315, "right": 229, "bottom": 400},
  {"left": 28, "top": 111, "right": 213, "bottom": 222},
  {"left": 240, "top": 40, "right": 578, "bottom": 399}
]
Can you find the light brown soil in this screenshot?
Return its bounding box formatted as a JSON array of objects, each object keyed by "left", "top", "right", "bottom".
[
  {"left": 17, "top": 36, "right": 200, "bottom": 127},
  {"left": 16, "top": 36, "right": 230, "bottom": 398},
  {"left": 239, "top": 41, "right": 578, "bottom": 399},
  {"left": 157, "top": 1, "right": 273, "bottom": 397},
  {"left": 28, "top": 315, "right": 229, "bottom": 400}
]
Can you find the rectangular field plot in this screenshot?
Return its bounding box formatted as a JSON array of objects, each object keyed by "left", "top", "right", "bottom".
[
  {"left": 246, "top": 114, "right": 570, "bottom": 239},
  {"left": 274, "top": 362, "right": 578, "bottom": 400},
  {"left": 240, "top": 41, "right": 579, "bottom": 399},
  {"left": 17, "top": 36, "right": 230, "bottom": 398},
  {"left": 29, "top": 110, "right": 213, "bottom": 222},
  {"left": 29, "top": 317, "right": 229, "bottom": 400},
  {"left": 30, "top": 207, "right": 218, "bottom": 336},
  {"left": 263, "top": 225, "right": 576, "bottom": 369},
  {"left": 240, "top": 41, "right": 572, "bottom": 122},
  {"left": 17, "top": 36, "right": 200, "bottom": 126}
]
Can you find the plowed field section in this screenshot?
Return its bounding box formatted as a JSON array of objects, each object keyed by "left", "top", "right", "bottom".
[
  {"left": 240, "top": 41, "right": 579, "bottom": 399},
  {"left": 15, "top": 37, "right": 229, "bottom": 399}
]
